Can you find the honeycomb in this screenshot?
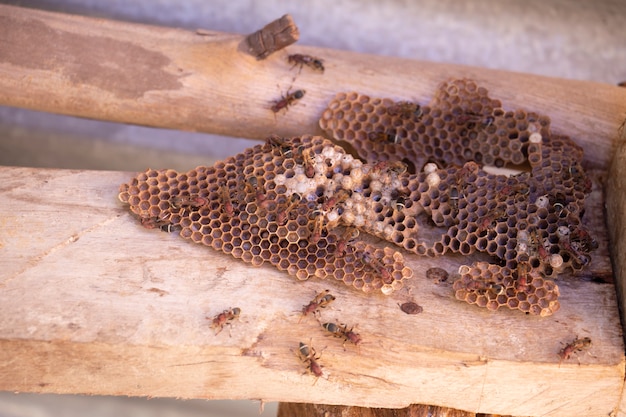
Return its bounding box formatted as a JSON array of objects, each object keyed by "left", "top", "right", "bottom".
[
  {"left": 319, "top": 79, "right": 595, "bottom": 316},
  {"left": 119, "top": 135, "right": 414, "bottom": 295},
  {"left": 119, "top": 79, "right": 595, "bottom": 317}
]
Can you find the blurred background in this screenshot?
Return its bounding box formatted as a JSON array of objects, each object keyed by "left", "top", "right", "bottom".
[{"left": 0, "top": 0, "right": 625, "bottom": 416}]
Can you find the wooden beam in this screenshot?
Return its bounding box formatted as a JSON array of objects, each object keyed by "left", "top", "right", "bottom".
[
  {"left": 0, "top": 166, "right": 623, "bottom": 417},
  {"left": 606, "top": 126, "right": 626, "bottom": 417},
  {"left": 0, "top": 5, "right": 625, "bottom": 170}
]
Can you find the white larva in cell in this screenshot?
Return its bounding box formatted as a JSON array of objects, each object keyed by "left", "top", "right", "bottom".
[
  {"left": 295, "top": 181, "right": 309, "bottom": 195},
  {"left": 373, "top": 222, "right": 385, "bottom": 234},
  {"left": 535, "top": 195, "right": 549, "bottom": 208},
  {"left": 549, "top": 254, "right": 564, "bottom": 269},
  {"left": 273, "top": 174, "right": 286, "bottom": 186},
  {"left": 354, "top": 214, "right": 365, "bottom": 227},
  {"left": 329, "top": 153, "right": 342, "bottom": 166},
  {"left": 517, "top": 230, "right": 530, "bottom": 244},
  {"left": 342, "top": 154, "right": 353, "bottom": 164},
  {"left": 557, "top": 226, "right": 570, "bottom": 238},
  {"left": 458, "top": 265, "right": 471, "bottom": 275},
  {"left": 350, "top": 167, "right": 364, "bottom": 182},
  {"left": 529, "top": 132, "right": 542, "bottom": 143},
  {"left": 294, "top": 173, "right": 307, "bottom": 184},
  {"left": 342, "top": 210, "right": 356, "bottom": 225},
  {"left": 341, "top": 175, "right": 354, "bottom": 190},
  {"left": 370, "top": 180, "right": 383, "bottom": 192},
  {"left": 381, "top": 285, "right": 394, "bottom": 295},
  {"left": 326, "top": 210, "right": 339, "bottom": 224},
  {"left": 321, "top": 146, "right": 334, "bottom": 159},
  {"left": 426, "top": 172, "right": 441, "bottom": 188},
  {"left": 424, "top": 163, "right": 438, "bottom": 174},
  {"left": 307, "top": 179, "right": 319, "bottom": 191}
]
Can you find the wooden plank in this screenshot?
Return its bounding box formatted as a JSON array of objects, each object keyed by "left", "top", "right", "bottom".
[
  {"left": 606, "top": 125, "right": 626, "bottom": 417},
  {"left": 0, "top": 166, "right": 623, "bottom": 417},
  {"left": 0, "top": 5, "right": 625, "bottom": 170}
]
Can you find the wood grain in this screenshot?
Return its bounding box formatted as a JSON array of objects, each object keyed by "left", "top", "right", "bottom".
[
  {"left": 0, "top": 166, "right": 622, "bottom": 417},
  {"left": 0, "top": 5, "right": 625, "bottom": 170}
]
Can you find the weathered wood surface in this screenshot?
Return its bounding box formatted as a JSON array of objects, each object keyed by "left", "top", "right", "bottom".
[
  {"left": 606, "top": 128, "right": 626, "bottom": 417},
  {"left": 0, "top": 166, "right": 622, "bottom": 417},
  {"left": 1, "top": 5, "right": 626, "bottom": 171}
]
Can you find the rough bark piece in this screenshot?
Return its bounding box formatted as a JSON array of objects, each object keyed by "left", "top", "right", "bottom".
[
  {"left": 245, "top": 14, "right": 300, "bottom": 59},
  {"left": 277, "top": 402, "right": 477, "bottom": 417}
]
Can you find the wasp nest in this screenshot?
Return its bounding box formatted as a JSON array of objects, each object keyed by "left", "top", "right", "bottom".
[
  {"left": 119, "top": 135, "right": 413, "bottom": 295},
  {"left": 120, "top": 79, "right": 595, "bottom": 316},
  {"left": 318, "top": 79, "right": 596, "bottom": 316}
]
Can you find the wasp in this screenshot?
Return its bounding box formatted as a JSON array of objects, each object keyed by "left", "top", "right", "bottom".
[
  {"left": 360, "top": 251, "right": 393, "bottom": 284},
  {"left": 322, "top": 322, "right": 362, "bottom": 350},
  {"left": 455, "top": 111, "right": 494, "bottom": 129},
  {"left": 498, "top": 182, "right": 530, "bottom": 199},
  {"left": 170, "top": 195, "right": 208, "bottom": 210},
  {"left": 271, "top": 89, "right": 305, "bottom": 115},
  {"left": 477, "top": 207, "right": 506, "bottom": 232},
  {"left": 335, "top": 227, "right": 359, "bottom": 256},
  {"left": 219, "top": 184, "right": 235, "bottom": 217},
  {"left": 265, "top": 134, "right": 293, "bottom": 157},
  {"left": 558, "top": 227, "right": 593, "bottom": 267},
  {"left": 515, "top": 261, "right": 530, "bottom": 293},
  {"left": 372, "top": 160, "right": 408, "bottom": 175},
  {"left": 245, "top": 176, "right": 273, "bottom": 211},
  {"left": 529, "top": 229, "right": 551, "bottom": 264},
  {"left": 390, "top": 195, "right": 407, "bottom": 212},
  {"left": 299, "top": 289, "right": 336, "bottom": 323},
  {"left": 297, "top": 341, "right": 324, "bottom": 381},
  {"left": 276, "top": 193, "right": 302, "bottom": 225},
  {"left": 288, "top": 53, "right": 325, "bottom": 73},
  {"left": 388, "top": 101, "right": 422, "bottom": 119},
  {"left": 321, "top": 189, "right": 351, "bottom": 213},
  {"left": 449, "top": 186, "right": 460, "bottom": 217},
  {"left": 368, "top": 129, "right": 398, "bottom": 144},
  {"left": 139, "top": 216, "right": 170, "bottom": 231},
  {"left": 558, "top": 336, "right": 592, "bottom": 366},
  {"left": 464, "top": 279, "right": 503, "bottom": 294},
  {"left": 570, "top": 226, "right": 598, "bottom": 252},
  {"left": 309, "top": 214, "right": 326, "bottom": 244},
  {"left": 208, "top": 307, "right": 241, "bottom": 336},
  {"left": 301, "top": 147, "right": 317, "bottom": 178}
]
